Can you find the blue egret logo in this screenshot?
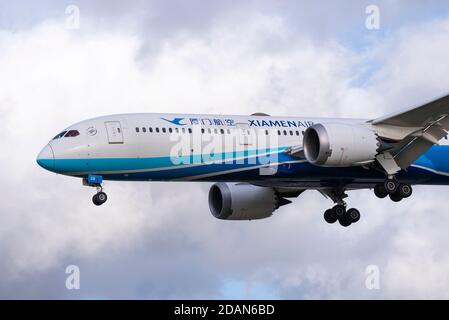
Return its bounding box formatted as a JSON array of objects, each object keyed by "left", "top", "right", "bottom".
[{"left": 161, "top": 117, "right": 186, "bottom": 126}]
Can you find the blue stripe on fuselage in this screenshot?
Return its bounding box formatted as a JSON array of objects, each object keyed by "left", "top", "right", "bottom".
[
  {"left": 41, "top": 147, "right": 288, "bottom": 175},
  {"left": 415, "top": 145, "right": 449, "bottom": 172},
  {"left": 37, "top": 145, "right": 449, "bottom": 184}
]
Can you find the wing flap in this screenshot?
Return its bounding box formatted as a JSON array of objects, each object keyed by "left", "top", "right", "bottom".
[
  {"left": 371, "top": 93, "right": 449, "bottom": 170},
  {"left": 394, "top": 119, "right": 449, "bottom": 168}
]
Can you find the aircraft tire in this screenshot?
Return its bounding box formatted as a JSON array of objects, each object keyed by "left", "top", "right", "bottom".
[
  {"left": 389, "top": 193, "right": 403, "bottom": 202},
  {"left": 324, "top": 209, "right": 338, "bottom": 224},
  {"left": 332, "top": 204, "right": 346, "bottom": 218},
  {"left": 347, "top": 208, "right": 360, "bottom": 223},
  {"left": 384, "top": 179, "right": 398, "bottom": 194},
  {"left": 93, "top": 192, "right": 107, "bottom": 206},
  {"left": 374, "top": 184, "right": 388, "bottom": 198},
  {"left": 338, "top": 216, "right": 352, "bottom": 227},
  {"left": 92, "top": 194, "right": 101, "bottom": 206},
  {"left": 398, "top": 184, "right": 412, "bottom": 198}
]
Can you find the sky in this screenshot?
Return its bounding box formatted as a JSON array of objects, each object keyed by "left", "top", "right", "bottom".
[{"left": 2, "top": 0, "right": 449, "bottom": 299}]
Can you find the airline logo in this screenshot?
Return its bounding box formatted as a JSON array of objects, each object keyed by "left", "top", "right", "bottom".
[
  {"left": 161, "top": 117, "right": 186, "bottom": 126},
  {"left": 161, "top": 117, "right": 314, "bottom": 128},
  {"left": 248, "top": 119, "right": 314, "bottom": 128},
  {"left": 161, "top": 117, "right": 235, "bottom": 126}
]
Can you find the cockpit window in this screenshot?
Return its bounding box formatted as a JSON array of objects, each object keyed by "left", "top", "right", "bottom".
[
  {"left": 52, "top": 130, "right": 80, "bottom": 140},
  {"left": 65, "top": 130, "right": 80, "bottom": 137},
  {"left": 52, "top": 131, "right": 67, "bottom": 140}
]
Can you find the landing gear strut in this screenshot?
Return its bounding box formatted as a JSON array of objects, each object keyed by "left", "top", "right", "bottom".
[
  {"left": 322, "top": 188, "right": 361, "bottom": 228},
  {"left": 83, "top": 175, "right": 108, "bottom": 206},
  {"left": 374, "top": 178, "right": 412, "bottom": 202}
]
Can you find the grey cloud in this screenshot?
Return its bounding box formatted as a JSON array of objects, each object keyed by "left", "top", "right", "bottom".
[{"left": 2, "top": 0, "right": 449, "bottom": 299}]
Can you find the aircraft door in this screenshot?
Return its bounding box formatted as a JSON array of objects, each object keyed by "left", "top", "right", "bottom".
[
  {"left": 236, "top": 124, "right": 253, "bottom": 146},
  {"left": 105, "top": 121, "right": 124, "bottom": 144}
]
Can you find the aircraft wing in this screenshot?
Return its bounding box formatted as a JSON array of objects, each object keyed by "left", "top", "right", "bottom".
[
  {"left": 371, "top": 93, "right": 449, "bottom": 169},
  {"left": 372, "top": 93, "right": 449, "bottom": 127}
]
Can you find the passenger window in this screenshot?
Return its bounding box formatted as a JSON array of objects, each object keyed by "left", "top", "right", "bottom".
[
  {"left": 136, "top": 128, "right": 139, "bottom": 133},
  {"left": 182, "top": 128, "right": 186, "bottom": 133},
  {"left": 142, "top": 127, "right": 146, "bottom": 133},
  {"left": 265, "top": 130, "right": 269, "bottom": 135},
  {"left": 65, "top": 130, "right": 80, "bottom": 137},
  {"left": 175, "top": 128, "right": 179, "bottom": 133},
  {"left": 162, "top": 128, "right": 166, "bottom": 133},
  {"left": 201, "top": 128, "right": 205, "bottom": 134},
  {"left": 227, "top": 129, "right": 231, "bottom": 134},
  {"left": 277, "top": 130, "right": 281, "bottom": 136},
  {"left": 169, "top": 128, "right": 173, "bottom": 133},
  {"left": 149, "top": 127, "right": 153, "bottom": 133},
  {"left": 220, "top": 129, "right": 224, "bottom": 134},
  {"left": 188, "top": 128, "right": 192, "bottom": 134},
  {"left": 283, "top": 130, "right": 287, "bottom": 135},
  {"left": 296, "top": 131, "right": 299, "bottom": 136},
  {"left": 208, "top": 128, "right": 212, "bottom": 134},
  {"left": 156, "top": 128, "right": 160, "bottom": 133},
  {"left": 290, "top": 130, "right": 293, "bottom": 136}
]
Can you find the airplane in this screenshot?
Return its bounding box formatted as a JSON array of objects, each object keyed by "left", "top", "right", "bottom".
[{"left": 37, "top": 93, "right": 449, "bottom": 227}]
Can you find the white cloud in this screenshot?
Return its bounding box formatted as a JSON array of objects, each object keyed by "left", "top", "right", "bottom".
[{"left": 2, "top": 10, "right": 449, "bottom": 299}]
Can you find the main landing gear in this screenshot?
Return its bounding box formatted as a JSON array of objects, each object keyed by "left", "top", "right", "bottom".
[
  {"left": 322, "top": 188, "right": 361, "bottom": 228},
  {"left": 83, "top": 175, "right": 108, "bottom": 206},
  {"left": 374, "top": 178, "right": 412, "bottom": 202},
  {"left": 324, "top": 205, "right": 361, "bottom": 227}
]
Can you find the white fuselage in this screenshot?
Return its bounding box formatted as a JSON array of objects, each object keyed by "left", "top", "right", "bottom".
[{"left": 37, "top": 113, "right": 445, "bottom": 186}]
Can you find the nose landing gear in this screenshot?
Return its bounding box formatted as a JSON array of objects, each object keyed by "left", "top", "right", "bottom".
[
  {"left": 83, "top": 175, "right": 108, "bottom": 206},
  {"left": 92, "top": 187, "right": 108, "bottom": 206}
]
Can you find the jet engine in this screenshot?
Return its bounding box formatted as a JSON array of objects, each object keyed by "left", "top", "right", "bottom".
[
  {"left": 303, "top": 123, "right": 379, "bottom": 166},
  {"left": 208, "top": 183, "right": 290, "bottom": 220}
]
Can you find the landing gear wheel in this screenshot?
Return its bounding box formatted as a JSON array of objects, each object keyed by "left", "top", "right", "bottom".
[
  {"left": 92, "top": 192, "right": 108, "bottom": 206},
  {"left": 374, "top": 184, "right": 388, "bottom": 199},
  {"left": 97, "top": 192, "right": 107, "bottom": 203},
  {"left": 398, "top": 184, "right": 412, "bottom": 198},
  {"left": 92, "top": 194, "right": 100, "bottom": 206},
  {"left": 389, "top": 192, "right": 403, "bottom": 202},
  {"left": 324, "top": 209, "right": 338, "bottom": 224},
  {"left": 347, "top": 208, "right": 360, "bottom": 223},
  {"left": 384, "top": 179, "right": 398, "bottom": 194},
  {"left": 338, "top": 216, "right": 352, "bottom": 227},
  {"left": 332, "top": 204, "right": 346, "bottom": 218}
]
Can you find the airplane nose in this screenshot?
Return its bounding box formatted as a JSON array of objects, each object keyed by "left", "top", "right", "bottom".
[{"left": 36, "top": 144, "right": 55, "bottom": 171}]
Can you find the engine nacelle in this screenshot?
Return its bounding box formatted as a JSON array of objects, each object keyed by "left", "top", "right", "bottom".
[
  {"left": 303, "top": 123, "right": 379, "bottom": 166},
  {"left": 208, "top": 183, "right": 282, "bottom": 220}
]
